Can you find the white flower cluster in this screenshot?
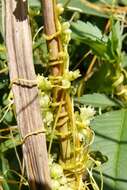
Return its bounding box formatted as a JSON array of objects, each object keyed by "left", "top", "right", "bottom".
[
  {"left": 49, "top": 158, "right": 72, "bottom": 190},
  {"left": 64, "top": 70, "right": 81, "bottom": 81},
  {"left": 75, "top": 106, "right": 95, "bottom": 143},
  {"left": 80, "top": 106, "right": 96, "bottom": 126},
  {"left": 37, "top": 74, "right": 52, "bottom": 91},
  {"left": 39, "top": 91, "right": 53, "bottom": 127}
]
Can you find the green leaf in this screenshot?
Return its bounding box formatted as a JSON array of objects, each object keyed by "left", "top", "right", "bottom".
[
  {"left": 0, "top": 0, "right": 5, "bottom": 38},
  {"left": 28, "top": 0, "right": 118, "bottom": 17},
  {"left": 0, "top": 134, "right": 20, "bottom": 153},
  {"left": 58, "top": 0, "right": 110, "bottom": 17},
  {"left": 72, "top": 20, "right": 104, "bottom": 41},
  {"left": 71, "top": 20, "right": 108, "bottom": 57},
  {"left": 28, "top": 0, "right": 41, "bottom": 7},
  {"left": 75, "top": 93, "right": 118, "bottom": 109},
  {"left": 87, "top": 62, "right": 114, "bottom": 94},
  {"left": 108, "top": 20, "right": 122, "bottom": 59},
  {"left": 4, "top": 110, "right": 14, "bottom": 124},
  {"left": 0, "top": 154, "right": 19, "bottom": 190},
  {"left": 91, "top": 109, "right": 127, "bottom": 190},
  {"left": 121, "top": 0, "right": 127, "bottom": 5},
  {"left": 121, "top": 53, "right": 127, "bottom": 68},
  {"left": 0, "top": 155, "right": 10, "bottom": 190}
]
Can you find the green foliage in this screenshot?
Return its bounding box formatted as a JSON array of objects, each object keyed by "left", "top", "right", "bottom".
[
  {"left": 91, "top": 109, "right": 127, "bottom": 190},
  {"left": 0, "top": 0, "right": 5, "bottom": 38},
  {"left": 28, "top": 0, "right": 41, "bottom": 7},
  {"left": 71, "top": 20, "right": 108, "bottom": 57},
  {"left": 59, "top": 0, "right": 109, "bottom": 17},
  {"left": 120, "top": 0, "right": 127, "bottom": 5},
  {"left": 0, "top": 0, "right": 127, "bottom": 190},
  {"left": 75, "top": 93, "right": 118, "bottom": 109}
]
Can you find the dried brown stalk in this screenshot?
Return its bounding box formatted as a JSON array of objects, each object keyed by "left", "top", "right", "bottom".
[
  {"left": 41, "top": 0, "right": 71, "bottom": 160},
  {"left": 42, "top": 0, "right": 60, "bottom": 76},
  {"left": 81, "top": 0, "right": 127, "bottom": 14},
  {"left": 5, "top": 0, "right": 51, "bottom": 189}
]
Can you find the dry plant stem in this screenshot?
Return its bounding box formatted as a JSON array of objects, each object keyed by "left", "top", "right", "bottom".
[
  {"left": 41, "top": 0, "right": 70, "bottom": 160},
  {"left": 5, "top": 1, "right": 51, "bottom": 190},
  {"left": 81, "top": 0, "right": 127, "bottom": 14},
  {"left": 42, "top": 0, "right": 60, "bottom": 76}
]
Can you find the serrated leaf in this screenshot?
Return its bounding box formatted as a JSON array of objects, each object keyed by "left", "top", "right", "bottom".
[
  {"left": 75, "top": 93, "right": 118, "bottom": 108},
  {"left": 72, "top": 20, "right": 104, "bottom": 41},
  {"left": 91, "top": 109, "right": 127, "bottom": 190},
  {"left": 109, "top": 21, "right": 122, "bottom": 58},
  {"left": 71, "top": 20, "right": 108, "bottom": 57}
]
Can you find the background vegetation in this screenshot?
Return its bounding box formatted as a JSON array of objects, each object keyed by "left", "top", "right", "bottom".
[{"left": 0, "top": 0, "right": 127, "bottom": 189}]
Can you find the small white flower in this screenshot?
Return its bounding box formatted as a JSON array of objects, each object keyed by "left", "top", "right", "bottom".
[
  {"left": 64, "top": 70, "right": 81, "bottom": 81},
  {"left": 37, "top": 75, "right": 52, "bottom": 90},
  {"left": 80, "top": 106, "right": 95, "bottom": 126},
  {"left": 43, "top": 111, "right": 53, "bottom": 126},
  {"left": 78, "top": 129, "right": 88, "bottom": 142},
  {"left": 51, "top": 179, "right": 60, "bottom": 190},
  {"left": 59, "top": 176, "right": 67, "bottom": 185},
  {"left": 62, "top": 79, "right": 71, "bottom": 89},
  {"left": 50, "top": 163, "right": 63, "bottom": 179},
  {"left": 39, "top": 93, "right": 50, "bottom": 108},
  {"left": 59, "top": 186, "right": 72, "bottom": 190}
]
